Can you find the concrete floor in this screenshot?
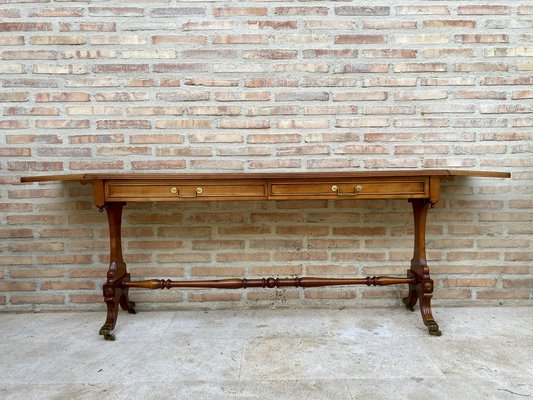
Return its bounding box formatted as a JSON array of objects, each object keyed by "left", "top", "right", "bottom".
[{"left": 0, "top": 306, "right": 532, "bottom": 400}]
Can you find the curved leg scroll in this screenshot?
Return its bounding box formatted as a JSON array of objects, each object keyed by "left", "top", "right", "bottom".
[
  {"left": 408, "top": 199, "right": 442, "bottom": 337},
  {"left": 98, "top": 203, "right": 135, "bottom": 341},
  {"left": 416, "top": 277, "right": 441, "bottom": 336},
  {"left": 99, "top": 279, "right": 119, "bottom": 341}
]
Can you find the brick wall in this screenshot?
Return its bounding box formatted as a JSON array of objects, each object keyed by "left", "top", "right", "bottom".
[{"left": 1, "top": 1, "right": 531, "bottom": 311}]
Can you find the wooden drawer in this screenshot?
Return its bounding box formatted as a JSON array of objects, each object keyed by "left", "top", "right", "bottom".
[
  {"left": 105, "top": 180, "right": 268, "bottom": 202},
  {"left": 269, "top": 178, "right": 428, "bottom": 200}
]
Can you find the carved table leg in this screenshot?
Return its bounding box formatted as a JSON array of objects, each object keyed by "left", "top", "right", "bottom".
[
  {"left": 403, "top": 199, "right": 442, "bottom": 336},
  {"left": 99, "top": 202, "right": 135, "bottom": 341}
]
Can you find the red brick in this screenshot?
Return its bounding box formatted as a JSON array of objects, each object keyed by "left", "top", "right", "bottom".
[
  {"left": 335, "top": 6, "right": 389, "bottom": 15},
  {"left": 305, "top": 290, "right": 356, "bottom": 300},
  {"left": 96, "top": 120, "right": 150, "bottom": 129},
  {"left": 394, "top": 90, "right": 448, "bottom": 101},
  {"left": 35, "top": 92, "right": 90, "bottom": 102},
  {"left": 69, "top": 161, "right": 123, "bottom": 170},
  {"left": 213, "top": 7, "right": 267, "bottom": 17},
  {"left": 182, "top": 50, "right": 236, "bottom": 59},
  {"left": 363, "top": 21, "right": 416, "bottom": 29},
  {"left": 60, "top": 22, "right": 116, "bottom": 32},
  {"left": 35, "top": 120, "right": 89, "bottom": 129},
  {"left": 246, "top": 21, "right": 297, "bottom": 30},
  {"left": 88, "top": 7, "right": 144, "bottom": 16},
  {"left": 512, "top": 90, "right": 533, "bottom": 100},
  {"left": 0, "top": 120, "right": 27, "bottom": 129},
  {"left": 444, "top": 279, "right": 497, "bottom": 288},
  {"left": 2, "top": 78, "right": 58, "bottom": 88},
  {"left": 153, "top": 63, "right": 208, "bottom": 73},
  {"left": 0, "top": 23, "right": 52, "bottom": 31},
  {"left": 0, "top": 9, "right": 20, "bottom": 18},
  {"left": 364, "top": 77, "right": 414, "bottom": 87},
  {"left": 245, "top": 78, "right": 299, "bottom": 87},
  {"left": 362, "top": 49, "right": 417, "bottom": 59},
  {"left": 182, "top": 21, "right": 235, "bottom": 30},
  {"left": 455, "top": 34, "right": 508, "bottom": 43},
  {"left": 454, "top": 91, "right": 507, "bottom": 100},
  {"left": 189, "top": 293, "right": 242, "bottom": 302},
  {"left": 31, "top": 36, "right": 86, "bottom": 45},
  {"left": 11, "top": 295, "right": 64, "bottom": 305},
  {"left": 213, "top": 34, "right": 266, "bottom": 44},
  {"left": 29, "top": 8, "right": 84, "bottom": 17},
  {"left": 8, "top": 161, "right": 63, "bottom": 171},
  {"left": 458, "top": 63, "right": 510, "bottom": 73},
  {"left": 394, "top": 63, "right": 447, "bottom": 72},
  {"left": 192, "top": 159, "right": 244, "bottom": 170},
  {"left": 422, "top": 48, "right": 476, "bottom": 59},
  {"left": 9, "top": 268, "right": 65, "bottom": 279},
  {"left": 424, "top": 20, "right": 476, "bottom": 28},
  {"left": 397, "top": 5, "right": 450, "bottom": 15},
  {"left": 4, "top": 106, "right": 59, "bottom": 116},
  {"left": 191, "top": 267, "right": 245, "bottom": 277},
  {"left": 93, "top": 64, "right": 148, "bottom": 73},
  {"left": 477, "top": 291, "right": 530, "bottom": 300},
  {"left": 243, "top": 50, "right": 298, "bottom": 60},
  {"left": 131, "top": 160, "right": 186, "bottom": 170},
  {"left": 247, "top": 291, "right": 300, "bottom": 302},
  {"left": 248, "top": 159, "right": 301, "bottom": 169},
  {"left": 275, "top": 7, "right": 328, "bottom": 16},
  {"left": 335, "top": 35, "right": 386, "bottom": 44},
  {"left": 2, "top": 50, "right": 57, "bottom": 60},
  {"left": 0, "top": 282, "right": 35, "bottom": 291},
  {"left": 41, "top": 281, "right": 95, "bottom": 290},
  {"left": 151, "top": 8, "right": 205, "bottom": 17},
  {"left": 0, "top": 92, "right": 28, "bottom": 102},
  {"left": 457, "top": 5, "right": 511, "bottom": 15},
  {"left": 333, "top": 91, "right": 388, "bottom": 101}
]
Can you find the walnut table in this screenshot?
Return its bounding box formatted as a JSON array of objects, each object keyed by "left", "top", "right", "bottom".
[{"left": 21, "top": 169, "right": 510, "bottom": 340}]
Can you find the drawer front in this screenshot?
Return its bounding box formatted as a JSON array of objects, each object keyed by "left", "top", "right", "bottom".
[
  {"left": 269, "top": 178, "right": 428, "bottom": 199},
  {"left": 106, "top": 180, "right": 267, "bottom": 201}
]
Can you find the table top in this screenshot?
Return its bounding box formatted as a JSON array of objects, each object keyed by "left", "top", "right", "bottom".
[{"left": 20, "top": 169, "right": 511, "bottom": 183}]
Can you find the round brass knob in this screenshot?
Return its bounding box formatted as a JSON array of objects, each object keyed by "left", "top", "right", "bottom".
[
  {"left": 195, "top": 187, "right": 203, "bottom": 194},
  {"left": 355, "top": 185, "right": 363, "bottom": 193},
  {"left": 170, "top": 187, "right": 177, "bottom": 194},
  {"left": 331, "top": 185, "right": 338, "bottom": 192}
]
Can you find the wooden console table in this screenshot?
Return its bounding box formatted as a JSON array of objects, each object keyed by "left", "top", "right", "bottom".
[{"left": 21, "top": 169, "right": 510, "bottom": 340}]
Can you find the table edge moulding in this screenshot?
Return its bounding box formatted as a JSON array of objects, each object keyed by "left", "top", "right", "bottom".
[{"left": 20, "top": 169, "right": 511, "bottom": 340}]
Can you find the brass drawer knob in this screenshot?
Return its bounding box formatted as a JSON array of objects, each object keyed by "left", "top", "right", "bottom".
[
  {"left": 171, "top": 187, "right": 203, "bottom": 198},
  {"left": 332, "top": 184, "right": 363, "bottom": 196}
]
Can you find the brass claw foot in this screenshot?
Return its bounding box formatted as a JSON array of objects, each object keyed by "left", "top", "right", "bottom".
[
  {"left": 103, "top": 332, "right": 116, "bottom": 341},
  {"left": 427, "top": 321, "right": 442, "bottom": 336},
  {"left": 99, "top": 324, "right": 116, "bottom": 341}
]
